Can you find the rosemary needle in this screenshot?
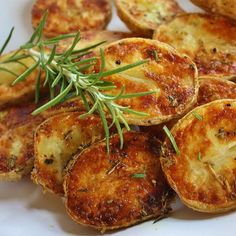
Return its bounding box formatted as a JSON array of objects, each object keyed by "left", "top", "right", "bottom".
[
  {"left": 0, "top": 11, "right": 154, "bottom": 153},
  {"left": 163, "top": 126, "right": 180, "bottom": 155}
]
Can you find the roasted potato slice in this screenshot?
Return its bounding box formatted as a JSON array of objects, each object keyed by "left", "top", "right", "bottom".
[
  {"left": 0, "top": 97, "right": 86, "bottom": 181},
  {"left": 0, "top": 116, "right": 45, "bottom": 181},
  {"left": 64, "top": 132, "right": 174, "bottom": 231},
  {"left": 0, "top": 51, "right": 42, "bottom": 108},
  {"left": 190, "top": 0, "right": 236, "bottom": 20},
  {"left": 161, "top": 99, "right": 236, "bottom": 213},
  {"left": 153, "top": 13, "right": 236, "bottom": 80},
  {"left": 95, "top": 38, "right": 198, "bottom": 125},
  {"left": 32, "top": 0, "right": 112, "bottom": 38},
  {"left": 197, "top": 78, "right": 236, "bottom": 106},
  {"left": 32, "top": 112, "right": 105, "bottom": 195},
  {"left": 57, "top": 30, "right": 137, "bottom": 54},
  {"left": 141, "top": 78, "right": 236, "bottom": 139},
  {"left": 115, "top": 0, "right": 183, "bottom": 37}
]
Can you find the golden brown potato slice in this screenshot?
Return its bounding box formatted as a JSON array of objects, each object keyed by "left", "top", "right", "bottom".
[
  {"left": 32, "top": 0, "right": 112, "bottom": 38},
  {"left": 197, "top": 78, "right": 236, "bottom": 106},
  {"left": 115, "top": 0, "right": 184, "bottom": 37},
  {"left": 161, "top": 99, "right": 236, "bottom": 213},
  {"left": 57, "top": 30, "right": 137, "bottom": 54},
  {"left": 64, "top": 132, "right": 174, "bottom": 231},
  {"left": 190, "top": 0, "right": 236, "bottom": 20},
  {"left": 153, "top": 13, "right": 236, "bottom": 80},
  {"left": 0, "top": 116, "right": 45, "bottom": 181},
  {"left": 32, "top": 112, "right": 105, "bottom": 195},
  {"left": 0, "top": 97, "right": 86, "bottom": 181},
  {"left": 141, "top": 79, "right": 236, "bottom": 140},
  {"left": 95, "top": 38, "right": 198, "bottom": 125},
  {"left": 0, "top": 51, "right": 43, "bottom": 108}
]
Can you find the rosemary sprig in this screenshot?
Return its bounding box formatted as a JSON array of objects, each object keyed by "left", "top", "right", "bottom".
[{"left": 0, "top": 12, "right": 154, "bottom": 152}]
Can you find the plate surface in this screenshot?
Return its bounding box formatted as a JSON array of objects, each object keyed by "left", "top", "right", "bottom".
[{"left": 0, "top": 1, "right": 236, "bottom": 236}]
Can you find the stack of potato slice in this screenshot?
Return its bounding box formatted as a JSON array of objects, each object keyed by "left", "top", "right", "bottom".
[{"left": 0, "top": 0, "right": 236, "bottom": 232}]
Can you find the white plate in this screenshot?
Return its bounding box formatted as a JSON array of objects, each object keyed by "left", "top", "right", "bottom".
[{"left": 0, "top": 1, "right": 236, "bottom": 236}]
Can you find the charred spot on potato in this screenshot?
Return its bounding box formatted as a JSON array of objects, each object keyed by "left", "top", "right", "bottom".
[{"left": 44, "top": 158, "right": 54, "bottom": 165}]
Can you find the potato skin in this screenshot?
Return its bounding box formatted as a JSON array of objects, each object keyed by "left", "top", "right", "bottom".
[
  {"left": 64, "top": 132, "right": 174, "bottom": 231},
  {"left": 32, "top": 112, "right": 105, "bottom": 195},
  {"left": 161, "top": 99, "right": 236, "bottom": 213},
  {"left": 191, "top": 0, "right": 236, "bottom": 20},
  {"left": 153, "top": 13, "right": 236, "bottom": 80},
  {"left": 115, "top": 0, "right": 183, "bottom": 37},
  {"left": 95, "top": 38, "right": 198, "bottom": 125},
  {"left": 32, "top": 0, "right": 112, "bottom": 38},
  {"left": 197, "top": 78, "right": 236, "bottom": 106}
]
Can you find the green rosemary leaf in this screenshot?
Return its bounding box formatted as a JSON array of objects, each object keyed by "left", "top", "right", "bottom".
[
  {"left": 80, "top": 91, "right": 90, "bottom": 111},
  {"left": 115, "top": 119, "right": 124, "bottom": 149},
  {"left": 95, "top": 48, "right": 106, "bottom": 82},
  {"left": 101, "top": 59, "right": 148, "bottom": 77},
  {"left": 35, "top": 67, "right": 41, "bottom": 103},
  {"left": 163, "top": 125, "right": 180, "bottom": 155},
  {"left": 71, "top": 41, "right": 106, "bottom": 54},
  {"left": 43, "top": 68, "right": 50, "bottom": 87},
  {"left": 1, "top": 53, "right": 30, "bottom": 64},
  {"left": 29, "top": 11, "right": 48, "bottom": 43},
  {"left": 47, "top": 33, "right": 78, "bottom": 42},
  {"left": 117, "top": 111, "right": 130, "bottom": 131},
  {"left": 0, "top": 27, "right": 14, "bottom": 55},
  {"left": 97, "top": 85, "right": 117, "bottom": 90},
  {"left": 52, "top": 68, "right": 63, "bottom": 87},
  {"left": 77, "top": 63, "right": 95, "bottom": 72},
  {"left": 32, "top": 81, "right": 73, "bottom": 115},
  {"left": 132, "top": 173, "right": 146, "bottom": 178},
  {"left": 21, "top": 42, "right": 35, "bottom": 49},
  {"left": 112, "top": 90, "right": 157, "bottom": 99},
  {"left": 198, "top": 152, "right": 201, "bottom": 161},
  {"left": 79, "top": 100, "right": 99, "bottom": 119},
  {"left": 46, "top": 44, "right": 56, "bottom": 65},
  {"left": 0, "top": 66, "right": 18, "bottom": 77},
  {"left": 192, "top": 111, "right": 203, "bottom": 121},
  {"left": 63, "top": 31, "right": 81, "bottom": 60},
  {"left": 121, "top": 107, "right": 149, "bottom": 116},
  {"left": 97, "top": 101, "right": 110, "bottom": 153},
  {"left": 73, "top": 57, "right": 98, "bottom": 66},
  {"left": 12, "top": 59, "right": 40, "bottom": 85},
  {"left": 153, "top": 50, "right": 159, "bottom": 61},
  {"left": 60, "top": 78, "right": 66, "bottom": 93}
]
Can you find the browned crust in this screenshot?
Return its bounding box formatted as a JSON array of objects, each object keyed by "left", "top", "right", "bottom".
[
  {"left": 94, "top": 38, "right": 198, "bottom": 125},
  {"left": 161, "top": 99, "right": 236, "bottom": 213},
  {"left": 153, "top": 13, "right": 236, "bottom": 80},
  {"left": 0, "top": 96, "right": 86, "bottom": 182},
  {"left": 32, "top": 0, "right": 112, "bottom": 38},
  {"left": 64, "top": 131, "right": 174, "bottom": 231},
  {"left": 115, "top": 0, "right": 184, "bottom": 37},
  {"left": 190, "top": 0, "right": 236, "bottom": 20},
  {"left": 197, "top": 78, "right": 236, "bottom": 106},
  {"left": 32, "top": 112, "right": 105, "bottom": 195}
]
